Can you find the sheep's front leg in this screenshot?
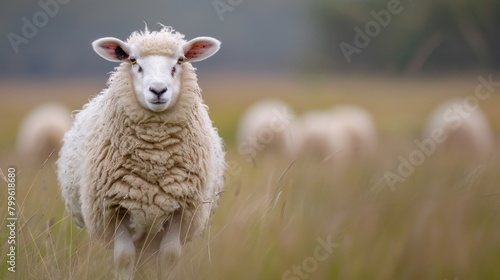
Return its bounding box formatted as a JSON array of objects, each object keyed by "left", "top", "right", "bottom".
[
  {"left": 114, "top": 222, "right": 136, "bottom": 280},
  {"left": 160, "top": 215, "right": 181, "bottom": 265}
]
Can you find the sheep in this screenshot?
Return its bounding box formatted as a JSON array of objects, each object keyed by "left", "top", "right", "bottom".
[
  {"left": 293, "top": 105, "right": 377, "bottom": 163},
  {"left": 292, "top": 110, "right": 345, "bottom": 160},
  {"left": 423, "top": 98, "right": 494, "bottom": 163},
  {"left": 15, "top": 103, "right": 72, "bottom": 164},
  {"left": 236, "top": 100, "right": 295, "bottom": 162},
  {"left": 328, "top": 105, "right": 378, "bottom": 160},
  {"left": 57, "top": 26, "right": 225, "bottom": 279}
]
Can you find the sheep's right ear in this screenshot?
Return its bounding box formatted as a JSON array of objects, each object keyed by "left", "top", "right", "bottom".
[{"left": 92, "top": 37, "right": 130, "bottom": 62}]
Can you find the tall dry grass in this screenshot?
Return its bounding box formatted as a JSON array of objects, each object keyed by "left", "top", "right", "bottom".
[{"left": 1, "top": 76, "right": 500, "bottom": 279}]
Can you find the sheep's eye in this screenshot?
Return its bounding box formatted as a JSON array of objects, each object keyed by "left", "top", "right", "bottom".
[
  {"left": 177, "top": 57, "right": 185, "bottom": 65},
  {"left": 129, "top": 58, "right": 143, "bottom": 72},
  {"left": 171, "top": 66, "right": 176, "bottom": 77}
]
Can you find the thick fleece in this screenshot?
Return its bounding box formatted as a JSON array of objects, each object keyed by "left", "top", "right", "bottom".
[{"left": 58, "top": 29, "right": 225, "bottom": 245}]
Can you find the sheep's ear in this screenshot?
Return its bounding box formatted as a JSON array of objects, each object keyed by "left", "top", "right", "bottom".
[
  {"left": 92, "top": 37, "right": 130, "bottom": 62},
  {"left": 182, "top": 37, "right": 220, "bottom": 62}
]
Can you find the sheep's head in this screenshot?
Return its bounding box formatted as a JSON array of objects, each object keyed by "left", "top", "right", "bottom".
[{"left": 92, "top": 29, "right": 220, "bottom": 112}]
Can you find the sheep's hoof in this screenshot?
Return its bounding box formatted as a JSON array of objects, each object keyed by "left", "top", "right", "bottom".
[
  {"left": 114, "top": 270, "right": 134, "bottom": 280},
  {"left": 160, "top": 241, "right": 181, "bottom": 265},
  {"left": 114, "top": 250, "right": 135, "bottom": 280}
]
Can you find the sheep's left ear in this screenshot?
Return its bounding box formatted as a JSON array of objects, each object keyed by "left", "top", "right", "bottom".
[{"left": 182, "top": 37, "right": 221, "bottom": 63}]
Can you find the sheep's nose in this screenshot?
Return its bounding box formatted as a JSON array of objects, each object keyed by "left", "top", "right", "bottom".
[{"left": 149, "top": 86, "right": 167, "bottom": 97}]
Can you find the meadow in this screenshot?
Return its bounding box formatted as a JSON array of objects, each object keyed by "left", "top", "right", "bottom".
[{"left": 1, "top": 74, "right": 500, "bottom": 279}]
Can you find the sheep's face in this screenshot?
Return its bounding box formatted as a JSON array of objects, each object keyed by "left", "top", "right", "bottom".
[
  {"left": 127, "top": 52, "right": 183, "bottom": 112},
  {"left": 92, "top": 34, "right": 221, "bottom": 113}
]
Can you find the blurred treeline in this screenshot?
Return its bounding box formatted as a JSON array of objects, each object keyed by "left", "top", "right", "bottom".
[
  {"left": 1, "top": 0, "right": 499, "bottom": 78},
  {"left": 308, "top": 0, "right": 500, "bottom": 73}
]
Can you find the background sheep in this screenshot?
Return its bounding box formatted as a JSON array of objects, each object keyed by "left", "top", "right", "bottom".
[
  {"left": 423, "top": 98, "right": 494, "bottom": 163},
  {"left": 292, "top": 110, "right": 346, "bottom": 161},
  {"left": 236, "top": 99, "right": 295, "bottom": 162},
  {"left": 293, "top": 105, "right": 377, "bottom": 163},
  {"left": 15, "top": 103, "right": 72, "bottom": 164},
  {"left": 329, "top": 105, "right": 378, "bottom": 160},
  {"left": 57, "top": 26, "right": 225, "bottom": 279}
]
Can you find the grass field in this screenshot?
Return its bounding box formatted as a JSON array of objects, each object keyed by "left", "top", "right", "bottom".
[{"left": 1, "top": 74, "right": 500, "bottom": 279}]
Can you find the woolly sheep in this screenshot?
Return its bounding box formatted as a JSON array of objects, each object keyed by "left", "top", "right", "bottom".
[
  {"left": 293, "top": 105, "right": 377, "bottom": 162},
  {"left": 236, "top": 100, "right": 295, "bottom": 162},
  {"left": 16, "top": 103, "right": 72, "bottom": 164},
  {"left": 57, "top": 26, "right": 225, "bottom": 279},
  {"left": 329, "top": 105, "right": 378, "bottom": 160},
  {"left": 293, "top": 110, "right": 344, "bottom": 160},
  {"left": 423, "top": 98, "right": 494, "bottom": 162}
]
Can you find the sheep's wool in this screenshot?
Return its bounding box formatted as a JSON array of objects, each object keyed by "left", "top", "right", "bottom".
[
  {"left": 128, "top": 26, "right": 185, "bottom": 57},
  {"left": 58, "top": 27, "right": 225, "bottom": 244}
]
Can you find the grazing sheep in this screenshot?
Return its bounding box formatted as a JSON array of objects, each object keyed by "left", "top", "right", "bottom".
[
  {"left": 236, "top": 100, "right": 295, "bottom": 162},
  {"left": 329, "top": 105, "right": 378, "bottom": 160},
  {"left": 57, "top": 26, "right": 225, "bottom": 279},
  {"left": 293, "top": 105, "right": 377, "bottom": 163},
  {"left": 293, "top": 110, "right": 347, "bottom": 160},
  {"left": 15, "top": 103, "right": 72, "bottom": 164},
  {"left": 423, "top": 99, "right": 494, "bottom": 162}
]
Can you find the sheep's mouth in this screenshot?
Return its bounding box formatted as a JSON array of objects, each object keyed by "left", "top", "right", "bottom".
[
  {"left": 150, "top": 100, "right": 167, "bottom": 104},
  {"left": 147, "top": 100, "right": 169, "bottom": 112},
  {"left": 148, "top": 98, "right": 168, "bottom": 105}
]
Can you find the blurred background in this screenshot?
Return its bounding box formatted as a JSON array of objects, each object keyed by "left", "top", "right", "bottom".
[
  {"left": 2, "top": 0, "right": 500, "bottom": 279},
  {"left": 2, "top": 0, "right": 500, "bottom": 77}
]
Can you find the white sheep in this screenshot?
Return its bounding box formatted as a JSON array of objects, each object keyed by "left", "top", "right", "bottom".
[
  {"left": 236, "top": 100, "right": 295, "bottom": 162},
  {"left": 57, "top": 26, "right": 225, "bottom": 279},
  {"left": 423, "top": 98, "right": 494, "bottom": 162},
  {"left": 293, "top": 105, "right": 377, "bottom": 163},
  {"left": 15, "top": 103, "right": 72, "bottom": 164},
  {"left": 292, "top": 110, "right": 344, "bottom": 160},
  {"left": 328, "top": 105, "right": 378, "bottom": 160}
]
